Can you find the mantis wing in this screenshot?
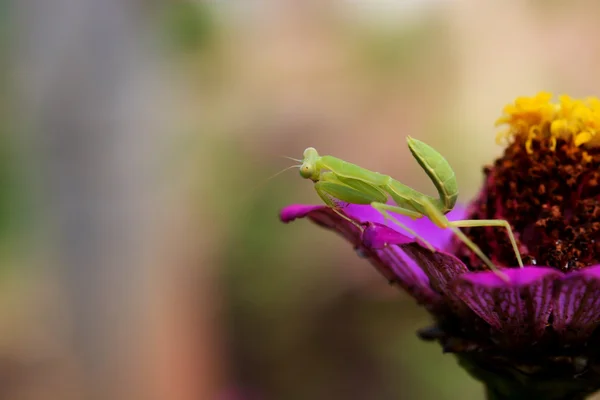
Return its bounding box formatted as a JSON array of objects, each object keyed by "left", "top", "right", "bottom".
[
  {"left": 333, "top": 175, "right": 388, "bottom": 203},
  {"left": 315, "top": 179, "right": 387, "bottom": 206}
]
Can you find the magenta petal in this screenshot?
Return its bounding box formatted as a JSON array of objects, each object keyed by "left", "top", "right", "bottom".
[
  {"left": 459, "top": 267, "right": 559, "bottom": 287},
  {"left": 553, "top": 265, "right": 600, "bottom": 341},
  {"left": 280, "top": 204, "right": 327, "bottom": 223},
  {"left": 343, "top": 203, "right": 467, "bottom": 251},
  {"left": 362, "top": 223, "right": 414, "bottom": 249},
  {"left": 454, "top": 267, "right": 561, "bottom": 340}
]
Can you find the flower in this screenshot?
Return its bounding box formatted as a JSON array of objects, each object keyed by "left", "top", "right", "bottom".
[
  {"left": 495, "top": 92, "right": 600, "bottom": 151},
  {"left": 280, "top": 93, "right": 600, "bottom": 399}
]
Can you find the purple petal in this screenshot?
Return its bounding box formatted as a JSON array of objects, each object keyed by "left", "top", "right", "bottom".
[
  {"left": 459, "top": 267, "right": 559, "bottom": 287},
  {"left": 281, "top": 202, "right": 467, "bottom": 251},
  {"left": 361, "top": 223, "right": 414, "bottom": 249},
  {"left": 343, "top": 203, "right": 467, "bottom": 251},
  {"left": 454, "top": 267, "right": 561, "bottom": 340},
  {"left": 553, "top": 265, "right": 600, "bottom": 341},
  {"left": 280, "top": 204, "right": 326, "bottom": 223}
]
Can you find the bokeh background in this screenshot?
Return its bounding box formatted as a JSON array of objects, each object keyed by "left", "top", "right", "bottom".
[{"left": 2, "top": 1, "right": 600, "bottom": 399}]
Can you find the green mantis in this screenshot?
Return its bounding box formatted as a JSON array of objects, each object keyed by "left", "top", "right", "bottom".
[{"left": 298, "top": 137, "right": 524, "bottom": 272}]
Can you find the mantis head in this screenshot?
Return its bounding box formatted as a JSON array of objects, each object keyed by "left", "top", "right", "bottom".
[{"left": 300, "top": 147, "right": 320, "bottom": 181}]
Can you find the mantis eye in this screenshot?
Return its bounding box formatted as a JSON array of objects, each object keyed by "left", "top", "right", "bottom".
[{"left": 300, "top": 165, "right": 313, "bottom": 179}]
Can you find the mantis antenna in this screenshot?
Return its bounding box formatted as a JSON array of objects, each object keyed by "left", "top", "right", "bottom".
[
  {"left": 251, "top": 164, "right": 300, "bottom": 194},
  {"left": 280, "top": 155, "right": 302, "bottom": 163}
]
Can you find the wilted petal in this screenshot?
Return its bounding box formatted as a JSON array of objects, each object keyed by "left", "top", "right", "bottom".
[
  {"left": 401, "top": 243, "right": 469, "bottom": 296},
  {"left": 363, "top": 224, "right": 472, "bottom": 318},
  {"left": 375, "top": 245, "right": 442, "bottom": 307},
  {"left": 362, "top": 223, "right": 467, "bottom": 299},
  {"left": 553, "top": 265, "right": 600, "bottom": 341},
  {"left": 454, "top": 268, "right": 560, "bottom": 341}
]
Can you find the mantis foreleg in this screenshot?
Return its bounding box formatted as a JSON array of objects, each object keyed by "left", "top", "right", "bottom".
[{"left": 314, "top": 181, "right": 366, "bottom": 231}]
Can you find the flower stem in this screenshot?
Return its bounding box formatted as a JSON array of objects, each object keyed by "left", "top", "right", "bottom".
[
  {"left": 457, "top": 354, "right": 599, "bottom": 400},
  {"left": 484, "top": 385, "right": 587, "bottom": 400}
]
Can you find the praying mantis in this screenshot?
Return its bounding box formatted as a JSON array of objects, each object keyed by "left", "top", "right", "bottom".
[{"left": 297, "top": 137, "right": 524, "bottom": 272}]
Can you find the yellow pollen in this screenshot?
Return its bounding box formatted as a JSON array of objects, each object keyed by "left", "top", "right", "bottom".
[{"left": 495, "top": 92, "right": 600, "bottom": 152}]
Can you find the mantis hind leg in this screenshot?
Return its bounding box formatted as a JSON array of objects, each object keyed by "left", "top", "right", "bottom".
[
  {"left": 374, "top": 201, "right": 509, "bottom": 280},
  {"left": 419, "top": 197, "right": 520, "bottom": 274},
  {"left": 370, "top": 203, "right": 435, "bottom": 252},
  {"left": 448, "top": 219, "right": 523, "bottom": 268}
]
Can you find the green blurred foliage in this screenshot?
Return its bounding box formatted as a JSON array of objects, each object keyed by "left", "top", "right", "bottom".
[
  {"left": 0, "top": 2, "right": 27, "bottom": 262},
  {"left": 0, "top": 134, "right": 25, "bottom": 245},
  {"left": 348, "top": 14, "right": 451, "bottom": 83},
  {"left": 162, "top": 0, "right": 217, "bottom": 54}
]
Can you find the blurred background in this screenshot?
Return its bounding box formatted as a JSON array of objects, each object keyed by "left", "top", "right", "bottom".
[{"left": 1, "top": 0, "right": 600, "bottom": 399}]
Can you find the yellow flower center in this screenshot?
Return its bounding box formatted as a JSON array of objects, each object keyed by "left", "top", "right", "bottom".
[{"left": 495, "top": 92, "right": 600, "bottom": 153}]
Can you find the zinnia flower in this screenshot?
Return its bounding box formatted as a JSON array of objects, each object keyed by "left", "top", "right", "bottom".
[{"left": 280, "top": 93, "right": 600, "bottom": 400}]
